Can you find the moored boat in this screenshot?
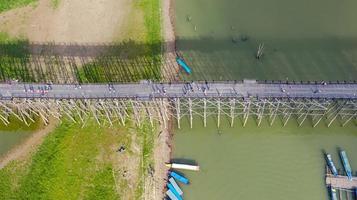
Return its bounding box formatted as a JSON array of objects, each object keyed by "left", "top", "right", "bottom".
[
  {"left": 166, "top": 163, "right": 200, "bottom": 171},
  {"left": 326, "top": 153, "right": 338, "bottom": 176},
  {"left": 169, "top": 171, "right": 189, "bottom": 185},
  {"left": 340, "top": 150, "right": 353, "bottom": 180}
]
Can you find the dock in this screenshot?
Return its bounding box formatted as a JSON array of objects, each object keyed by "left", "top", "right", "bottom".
[{"left": 326, "top": 175, "right": 357, "bottom": 189}]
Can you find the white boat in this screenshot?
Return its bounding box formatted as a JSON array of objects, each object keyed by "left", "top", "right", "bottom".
[{"left": 166, "top": 163, "right": 200, "bottom": 171}]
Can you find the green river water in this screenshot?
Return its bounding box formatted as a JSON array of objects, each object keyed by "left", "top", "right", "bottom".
[
  {"left": 174, "top": 0, "right": 357, "bottom": 199},
  {"left": 173, "top": 119, "right": 357, "bottom": 200},
  {"left": 175, "top": 0, "right": 357, "bottom": 81},
  {"left": 0, "top": 131, "right": 31, "bottom": 157}
]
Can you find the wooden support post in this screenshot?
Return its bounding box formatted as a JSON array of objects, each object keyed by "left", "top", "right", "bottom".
[
  {"left": 161, "top": 99, "right": 168, "bottom": 129},
  {"left": 188, "top": 98, "right": 193, "bottom": 128},
  {"left": 230, "top": 98, "right": 235, "bottom": 127},
  {"left": 203, "top": 98, "right": 207, "bottom": 127},
  {"left": 270, "top": 101, "right": 280, "bottom": 126},
  {"left": 257, "top": 101, "right": 266, "bottom": 127},
  {"left": 176, "top": 98, "right": 181, "bottom": 129},
  {"left": 342, "top": 111, "right": 357, "bottom": 127},
  {"left": 145, "top": 102, "right": 154, "bottom": 127},
  {"left": 130, "top": 100, "right": 141, "bottom": 127},
  {"left": 217, "top": 99, "right": 221, "bottom": 128},
  {"left": 243, "top": 101, "right": 251, "bottom": 127}
]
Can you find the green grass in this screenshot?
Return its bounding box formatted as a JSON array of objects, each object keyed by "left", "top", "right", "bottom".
[
  {"left": 51, "top": 0, "right": 60, "bottom": 9},
  {"left": 0, "top": 32, "right": 33, "bottom": 82},
  {"left": 0, "top": 117, "right": 156, "bottom": 200},
  {"left": 0, "top": 0, "right": 37, "bottom": 13}
]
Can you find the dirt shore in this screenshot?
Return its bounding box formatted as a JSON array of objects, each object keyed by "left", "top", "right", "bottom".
[
  {"left": 146, "top": 0, "right": 178, "bottom": 199},
  {"left": 0, "top": 0, "right": 132, "bottom": 43},
  {"left": 162, "top": 0, "right": 180, "bottom": 82},
  {"left": 0, "top": 120, "right": 58, "bottom": 169}
]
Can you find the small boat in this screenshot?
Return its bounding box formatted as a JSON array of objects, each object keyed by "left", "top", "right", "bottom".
[
  {"left": 326, "top": 153, "right": 338, "bottom": 176},
  {"left": 169, "top": 177, "right": 183, "bottom": 195},
  {"left": 330, "top": 187, "right": 337, "bottom": 200},
  {"left": 169, "top": 171, "right": 189, "bottom": 185},
  {"left": 166, "top": 189, "right": 179, "bottom": 200},
  {"left": 166, "top": 163, "right": 200, "bottom": 171},
  {"left": 167, "top": 183, "right": 183, "bottom": 200},
  {"left": 340, "top": 150, "right": 353, "bottom": 180},
  {"left": 176, "top": 57, "right": 192, "bottom": 74}
]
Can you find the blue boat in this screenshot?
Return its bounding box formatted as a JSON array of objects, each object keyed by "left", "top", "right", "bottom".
[
  {"left": 170, "top": 171, "right": 189, "bottom": 185},
  {"left": 340, "top": 150, "right": 353, "bottom": 180},
  {"left": 166, "top": 189, "right": 179, "bottom": 200},
  {"left": 169, "top": 177, "right": 183, "bottom": 195},
  {"left": 330, "top": 187, "right": 337, "bottom": 200},
  {"left": 167, "top": 183, "right": 183, "bottom": 200},
  {"left": 326, "top": 154, "right": 338, "bottom": 176},
  {"left": 176, "top": 57, "right": 192, "bottom": 74}
]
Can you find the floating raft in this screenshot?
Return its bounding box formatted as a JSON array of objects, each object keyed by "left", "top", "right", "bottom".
[
  {"left": 326, "top": 154, "right": 338, "bottom": 176},
  {"left": 166, "top": 163, "right": 200, "bottom": 171},
  {"left": 340, "top": 150, "right": 353, "bottom": 180}
]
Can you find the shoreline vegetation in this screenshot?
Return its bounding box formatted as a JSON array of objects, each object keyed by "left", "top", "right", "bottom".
[{"left": 0, "top": 0, "right": 37, "bottom": 13}]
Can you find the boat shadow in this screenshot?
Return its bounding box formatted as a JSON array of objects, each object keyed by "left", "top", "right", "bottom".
[{"left": 170, "top": 158, "right": 199, "bottom": 166}]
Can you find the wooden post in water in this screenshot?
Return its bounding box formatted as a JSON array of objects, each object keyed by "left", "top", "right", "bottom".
[{"left": 204, "top": 98, "right": 207, "bottom": 127}]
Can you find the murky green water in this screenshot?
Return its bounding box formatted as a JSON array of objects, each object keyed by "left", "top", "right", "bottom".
[
  {"left": 174, "top": 1, "right": 357, "bottom": 199},
  {"left": 0, "top": 131, "right": 31, "bottom": 157},
  {"left": 175, "top": 0, "right": 357, "bottom": 81},
  {"left": 173, "top": 118, "right": 357, "bottom": 200}
]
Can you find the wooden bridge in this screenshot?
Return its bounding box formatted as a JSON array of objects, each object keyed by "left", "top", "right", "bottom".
[{"left": 0, "top": 80, "right": 356, "bottom": 127}]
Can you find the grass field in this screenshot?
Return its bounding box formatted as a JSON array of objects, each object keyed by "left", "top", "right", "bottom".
[
  {"left": 0, "top": 0, "right": 37, "bottom": 13},
  {"left": 0, "top": 118, "right": 156, "bottom": 199},
  {"left": 0, "top": 32, "right": 33, "bottom": 82}
]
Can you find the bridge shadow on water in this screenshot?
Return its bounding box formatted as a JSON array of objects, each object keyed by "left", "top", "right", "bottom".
[{"left": 0, "top": 37, "right": 357, "bottom": 83}]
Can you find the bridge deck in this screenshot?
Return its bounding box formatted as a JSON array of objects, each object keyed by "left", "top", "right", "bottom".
[
  {"left": 0, "top": 81, "right": 356, "bottom": 99},
  {"left": 326, "top": 175, "right": 357, "bottom": 189}
]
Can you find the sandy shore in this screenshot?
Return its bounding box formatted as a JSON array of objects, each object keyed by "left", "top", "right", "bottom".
[
  {"left": 162, "top": 0, "right": 180, "bottom": 82},
  {"left": 0, "top": 120, "right": 58, "bottom": 169},
  {"left": 145, "top": 0, "right": 178, "bottom": 199}
]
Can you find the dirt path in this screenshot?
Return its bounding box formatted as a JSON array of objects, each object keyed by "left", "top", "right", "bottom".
[{"left": 0, "top": 120, "right": 58, "bottom": 169}]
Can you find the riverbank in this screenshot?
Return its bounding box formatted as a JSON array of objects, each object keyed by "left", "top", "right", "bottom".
[{"left": 0, "top": 119, "right": 57, "bottom": 169}]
